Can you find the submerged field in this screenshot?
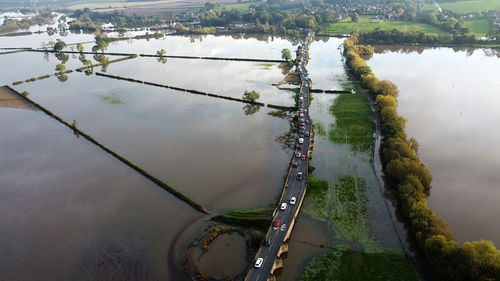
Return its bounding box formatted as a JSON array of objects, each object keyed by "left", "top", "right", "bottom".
[
  {"left": 276, "top": 37, "right": 417, "bottom": 281},
  {"left": 0, "top": 33, "right": 298, "bottom": 280}
]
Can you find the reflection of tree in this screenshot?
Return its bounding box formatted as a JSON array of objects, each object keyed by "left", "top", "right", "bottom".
[
  {"left": 242, "top": 104, "right": 261, "bottom": 115},
  {"left": 55, "top": 52, "right": 69, "bottom": 64},
  {"left": 157, "top": 57, "right": 167, "bottom": 64},
  {"left": 57, "top": 75, "right": 68, "bottom": 82},
  {"left": 94, "top": 54, "right": 109, "bottom": 72},
  {"left": 268, "top": 110, "right": 296, "bottom": 151}
]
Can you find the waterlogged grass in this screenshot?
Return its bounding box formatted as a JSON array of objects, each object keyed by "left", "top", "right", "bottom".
[
  {"left": 212, "top": 207, "right": 273, "bottom": 229},
  {"left": 463, "top": 19, "right": 493, "bottom": 35},
  {"left": 256, "top": 63, "right": 276, "bottom": 70},
  {"left": 323, "top": 16, "right": 448, "bottom": 35},
  {"left": 100, "top": 93, "right": 124, "bottom": 104},
  {"left": 329, "top": 93, "right": 373, "bottom": 152},
  {"left": 304, "top": 176, "right": 377, "bottom": 249},
  {"left": 299, "top": 249, "right": 419, "bottom": 281}
]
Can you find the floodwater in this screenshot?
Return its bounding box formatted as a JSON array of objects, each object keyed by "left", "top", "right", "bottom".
[
  {"left": 0, "top": 87, "right": 205, "bottom": 281},
  {"left": 196, "top": 232, "right": 248, "bottom": 279},
  {"left": 83, "top": 34, "right": 298, "bottom": 59},
  {"left": 15, "top": 72, "right": 291, "bottom": 211},
  {"left": 367, "top": 46, "right": 500, "bottom": 245},
  {"left": 105, "top": 56, "right": 295, "bottom": 106},
  {"left": 1, "top": 32, "right": 298, "bottom": 281},
  {"left": 277, "top": 37, "right": 414, "bottom": 281}
]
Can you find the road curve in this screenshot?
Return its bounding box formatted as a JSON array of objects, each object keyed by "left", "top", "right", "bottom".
[{"left": 245, "top": 31, "right": 314, "bottom": 281}]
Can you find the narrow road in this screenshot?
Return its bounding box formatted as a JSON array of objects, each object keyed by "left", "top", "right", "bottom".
[{"left": 246, "top": 31, "right": 314, "bottom": 281}]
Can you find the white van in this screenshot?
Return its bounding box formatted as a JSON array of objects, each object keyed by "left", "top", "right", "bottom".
[{"left": 298, "top": 138, "right": 304, "bottom": 144}]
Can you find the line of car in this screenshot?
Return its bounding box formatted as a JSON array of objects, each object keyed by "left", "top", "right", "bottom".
[{"left": 253, "top": 34, "right": 313, "bottom": 272}]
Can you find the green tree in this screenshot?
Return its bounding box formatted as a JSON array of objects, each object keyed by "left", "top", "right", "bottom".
[
  {"left": 93, "top": 34, "right": 109, "bottom": 53},
  {"left": 281, "top": 48, "right": 292, "bottom": 61},
  {"left": 242, "top": 90, "right": 260, "bottom": 102},
  {"left": 156, "top": 49, "right": 166, "bottom": 58},
  {"left": 77, "top": 43, "right": 84, "bottom": 53},
  {"left": 53, "top": 39, "right": 66, "bottom": 52},
  {"left": 351, "top": 13, "right": 359, "bottom": 23}
]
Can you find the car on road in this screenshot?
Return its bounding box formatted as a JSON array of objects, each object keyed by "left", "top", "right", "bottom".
[
  {"left": 305, "top": 131, "right": 310, "bottom": 137},
  {"left": 299, "top": 113, "right": 304, "bottom": 117},
  {"left": 273, "top": 219, "right": 281, "bottom": 229},
  {"left": 300, "top": 123, "right": 305, "bottom": 127},
  {"left": 280, "top": 202, "right": 287, "bottom": 210},
  {"left": 290, "top": 196, "right": 296, "bottom": 205},
  {"left": 255, "top": 258, "right": 264, "bottom": 268},
  {"left": 298, "top": 138, "right": 304, "bottom": 144},
  {"left": 301, "top": 154, "right": 306, "bottom": 161},
  {"left": 292, "top": 162, "right": 298, "bottom": 168},
  {"left": 296, "top": 152, "right": 301, "bottom": 158},
  {"left": 296, "top": 172, "right": 303, "bottom": 181},
  {"left": 280, "top": 224, "right": 287, "bottom": 231},
  {"left": 305, "top": 120, "right": 310, "bottom": 125},
  {"left": 264, "top": 237, "right": 272, "bottom": 246}
]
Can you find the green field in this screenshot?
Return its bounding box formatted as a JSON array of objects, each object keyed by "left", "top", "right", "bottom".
[
  {"left": 437, "top": 0, "right": 500, "bottom": 13},
  {"left": 222, "top": 1, "right": 258, "bottom": 11},
  {"left": 323, "top": 16, "right": 448, "bottom": 35},
  {"left": 299, "top": 249, "right": 419, "bottom": 281},
  {"left": 463, "top": 19, "right": 493, "bottom": 35}
]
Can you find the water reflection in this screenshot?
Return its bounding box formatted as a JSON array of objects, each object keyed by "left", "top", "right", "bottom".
[{"left": 368, "top": 45, "right": 500, "bottom": 245}]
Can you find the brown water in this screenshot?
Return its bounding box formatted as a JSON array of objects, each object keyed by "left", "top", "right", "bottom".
[
  {"left": 197, "top": 232, "right": 248, "bottom": 279},
  {"left": 15, "top": 73, "right": 292, "bottom": 210},
  {"left": 367, "top": 46, "right": 500, "bottom": 245},
  {"left": 1, "top": 34, "right": 297, "bottom": 281},
  {"left": 0, "top": 88, "right": 205, "bottom": 281}
]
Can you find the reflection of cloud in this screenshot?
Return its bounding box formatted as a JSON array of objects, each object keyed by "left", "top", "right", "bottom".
[{"left": 0, "top": 87, "right": 37, "bottom": 111}]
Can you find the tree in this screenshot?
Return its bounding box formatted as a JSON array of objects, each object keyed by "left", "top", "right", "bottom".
[
  {"left": 77, "top": 43, "right": 84, "bottom": 53},
  {"left": 157, "top": 49, "right": 166, "bottom": 58},
  {"left": 53, "top": 39, "right": 66, "bottom": 52},
  {"left": 351, "top": 13, "right": 359, "bottom": 23},
  {"left": 281, "top": 48, "right": 292, "bottom": 61},
  {"left": 242, "top": 90, "right": 260, "bottom": 102},
  {"left": 93, "top": 34, "right": 108, "bottom": 53}
]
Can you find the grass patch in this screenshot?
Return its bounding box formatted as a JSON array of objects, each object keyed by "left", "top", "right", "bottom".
[
  {"left": 323, "top": 16, "right": 448, "bottom": 35},
  {"left": 256, "top": 63, "right": 275, "bottom": 70},
  {"left": 212, "top": 207, "right": 273, "bottom": 230},
  {"left": 299, "top": 248, "right": 419, "bottom": 281},
  {"left": 329, "top": 93, "right": 373, "bottom": 152},
  {"left": 100, "top": 93, "right": 124, "bottom": 104},
  {"left": 435, "top": 0, "right": 500, "bottom": 13},
  {"left": 463, "top": 19, "right": 493, "bottom": 35},
  {"left": 222, "top": 1, "right": 257, "bottom": 11}
]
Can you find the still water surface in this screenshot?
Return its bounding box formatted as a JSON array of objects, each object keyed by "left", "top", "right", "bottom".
[{"left": 368, "top": 46, "right": 500, "bottom": 245}]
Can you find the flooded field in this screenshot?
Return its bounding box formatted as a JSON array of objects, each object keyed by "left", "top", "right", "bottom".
[
  {"left": 14, "top": 70, "right": 292, "bottom": 211},
  {"left": 0, "top": 87, "right": 205, "bottom": 281},
  {"left": 367, "top": 46, "right": 500, "bottom": 245},
  {"left": 0, "top": 32, "right": 299, "bottom": 280},
  {"left": 84, "top": 34, "right": 297, "bottom": 59},
  {"left": 277, "top": 37, "right": 417, "bottom": 281}
]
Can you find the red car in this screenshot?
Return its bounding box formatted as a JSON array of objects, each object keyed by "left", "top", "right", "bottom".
[
  {"left": 273, "top": 219, "right": 281, "bottom": 229},
  {"left": 301, "top": 154, "right": 307, "bottom": 160}
]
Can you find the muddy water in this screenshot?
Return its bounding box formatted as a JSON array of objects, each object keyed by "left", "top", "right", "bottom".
[
  {"left": 277, "top": 37, "right": 413, "bottom": 281},
  {"left": 367, "top": 46, "right": 500, "bottom": 245},
  {"left": 105, "top": 56, "right": 295, "bottom": 106},
  {"left": 197, "top": 232, "right": 248, "bottom": 279},
  {"left": 15, "top": 71, "right": 292, "bottom": 211},
  {"left": 0, "top": 88, "right": 205, "bottom": 281}
]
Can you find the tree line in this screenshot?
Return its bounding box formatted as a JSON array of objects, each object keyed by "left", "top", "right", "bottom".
[
  {"left": 357, "top": 29, "right": 483, "bottom": 45},
  {"left": 344, "top": 34, "right": 500, "bottom": 281}
]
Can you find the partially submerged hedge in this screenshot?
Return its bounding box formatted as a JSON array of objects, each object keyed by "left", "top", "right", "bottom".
[{"left": 344, "top": 33, "right": 500, "bottom": 281}]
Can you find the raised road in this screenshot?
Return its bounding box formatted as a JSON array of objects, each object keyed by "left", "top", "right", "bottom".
[{"left": 245, "top": 31, "right": 314, "bottom": 281}]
